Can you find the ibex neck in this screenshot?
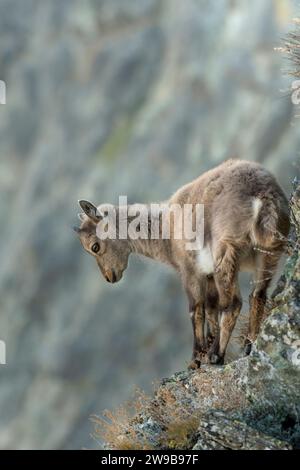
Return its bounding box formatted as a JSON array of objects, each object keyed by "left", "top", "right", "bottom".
[
  {"left": 118, "top": 202, "right": 175, "bottom": 267},
  {"left": 129, "top": 237, "right": 174, "bottom": 266}
]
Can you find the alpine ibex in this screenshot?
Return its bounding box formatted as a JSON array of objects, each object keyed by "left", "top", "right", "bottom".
[{"left": 74, "top": 159, "right": 290, "bottom": 368}]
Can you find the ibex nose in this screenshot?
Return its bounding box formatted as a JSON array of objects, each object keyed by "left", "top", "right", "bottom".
[{"left": 105, "top": 270, "right": 117, "bottom": 283}]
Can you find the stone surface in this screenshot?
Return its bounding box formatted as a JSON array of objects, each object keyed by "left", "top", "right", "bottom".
[{"left": 193, "top": 411, "right": 291, "bottom": 450}]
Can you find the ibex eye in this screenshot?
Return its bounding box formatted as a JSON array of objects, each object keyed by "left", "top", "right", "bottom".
[{"left": 91, "top": 242, "right": 100, "bottom": 253}]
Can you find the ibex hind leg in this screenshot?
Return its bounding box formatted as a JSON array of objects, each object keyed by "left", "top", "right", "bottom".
[
  {"left": 205, "top": 276, "right": 220, "bottom": 351},
  {"left": 189, "top": 277, "right": 220, "bottom": 369},
  {"left": 208, "top": 243, "right": 242, "bottom": 365}
]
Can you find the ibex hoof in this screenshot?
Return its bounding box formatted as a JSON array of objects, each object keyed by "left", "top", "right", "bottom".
[
  {"left": 244, "top": 341, "right": 252, "bottom": 356},
  {"left": 188, "top": 358, "right": 201, "bottom": 370},
  {"left": 188, "top": 350, "right": 203, "bottom": 369},
  {"left": 209, "top": 353, "right": 224, "bottom": 365}
]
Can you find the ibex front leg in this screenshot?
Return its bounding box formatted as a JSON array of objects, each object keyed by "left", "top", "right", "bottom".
[
  {"left": 189, "top": 302, "right": 206, "bottom": 369},
  {"left": 185, "top": 276, "right": 206, "bottom": 369}
]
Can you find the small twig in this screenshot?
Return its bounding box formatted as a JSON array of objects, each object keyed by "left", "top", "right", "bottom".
[{"left": 250, "top": 276, "right": 272, "bottom": 285}]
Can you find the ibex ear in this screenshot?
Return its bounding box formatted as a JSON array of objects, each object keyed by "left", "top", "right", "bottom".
[
  {"left": 78, "top": 213, "right": 85, "bottom": 222},
  {"left": 73, "top": 226, "right": 81, "bottom": 234},
  {"left": 78, "top": 200, "right": 102, "bottom": 224}
]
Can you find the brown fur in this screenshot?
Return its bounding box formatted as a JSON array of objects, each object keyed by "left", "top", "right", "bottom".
[{"left": 75, "top": 159, "right": 290, "bottom": 368}]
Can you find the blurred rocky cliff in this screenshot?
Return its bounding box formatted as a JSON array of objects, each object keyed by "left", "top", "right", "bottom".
[{"left": 0, "top": 0, "right": 299, "bottom": 449}]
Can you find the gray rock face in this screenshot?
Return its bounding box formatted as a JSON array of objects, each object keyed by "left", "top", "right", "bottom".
[
  {"left": 193, "top": 411, "right": 292, "bottom": 450},
  {"left": 0, "top": 0, "right": 299, "bottom": 449}
]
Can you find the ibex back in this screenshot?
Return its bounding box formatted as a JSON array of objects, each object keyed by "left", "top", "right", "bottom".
[{"left": 74, "top": 159, "right": 290, "bottom": 368}]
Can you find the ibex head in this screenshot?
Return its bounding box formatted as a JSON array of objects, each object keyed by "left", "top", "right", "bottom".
[{"left": 73, "top": 200, "right": 130, "bottom": 283}]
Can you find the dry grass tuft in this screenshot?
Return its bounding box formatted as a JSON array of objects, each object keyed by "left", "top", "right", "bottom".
[
  {"left": 91, "top": 389, "right": 153, "bottom": 450},
  {"left": 162, "top": 416, "right": 200, "bottom": 449},
  {"left": 150, "top": 388, "right": 201, "bottom": 449},
  {"left": 286, "top": 18, "right": 300, "bottom": 78},
  {"left": 91, "top": 385, "right": 202, "bottom": 450},
  {"left": 278, "top": 18, "right": 300, "bottom": 78}
]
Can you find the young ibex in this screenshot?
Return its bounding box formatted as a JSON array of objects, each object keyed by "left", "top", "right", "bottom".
[{"left": 74, "top": 159, "right": 290, "bottom": 368}]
